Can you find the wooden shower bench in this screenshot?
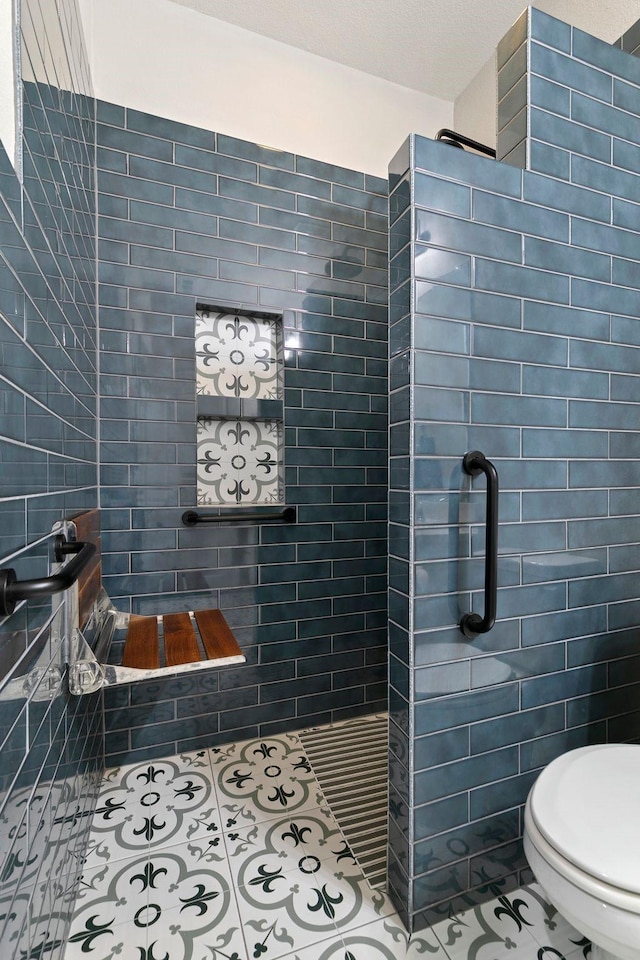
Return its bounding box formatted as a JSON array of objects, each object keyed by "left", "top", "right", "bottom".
[{"left": 68, "top": 509, "right": 245, "bottom": 694}]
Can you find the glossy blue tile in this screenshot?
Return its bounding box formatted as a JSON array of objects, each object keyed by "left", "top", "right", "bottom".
[
  {"left": 497, "top": 107, "right": 527, "bottom": 162},
  {"left": 416, "top": 209, "right": 520, "bottom": 263},
  {"left": 414, "top": 246, "right": 471, "bottom": 286},
  {"left": 568, "top": 515, "right": 640, "bottom": 548},
  {"left": 415, "top": 354, "right": 520, "bottom": 393},
  {"left": 475, "top": 259, "right": 569, "bottom": 303},
  {"left": 523, "top": 170, "right": 610, "bottom": 221},
  {"left": 522, "top": 489, "right": 607, "bottom": 521},
  {"left": 472, "top": 393, "right": 566, "bottom": 428},
  {"left": 523, "top": 300, "right": 609, "bottom": 340},
  {"left": 473, "top": 190, "right": 569, "bottom": 241},
  {"left": 610, "top": 485, "right": 640, "bottom": 514},
  {"left": 529, "top": 141, "right": 571, "bottom": 180},
  {"left": 530, "top": 7, "right": 571, "bottom": 51},
  {"left": 613, "top": 257, "right": 640, "bottom": 290},
  {"left": 521, "top": 605, "right": 607, "bottom": 647},
  {"left": 416, "top": 747, "right": 517, "bottom": 804},
  {"left": 413, "top": 792, "right": 470, "bottom": 841},
  {"left": 532, "top": 42, "right": 612, "bottom": 102},
  {"left": 499, "top": 73, "right": 527, "bottom": 130},
  {"left": 414, "top": 386, "right": 470, "bottom": 423},
  {"left": 570, "top": 460, "right": 637, "bottom": 487},
  {"left": 414, "top": 135, "right": 522, "bottom": 197},
  {"left": 569, "top": 399, "right": 640, "bottom": 431},
  {"left": 525, "top": 236, "right": 610, "bottom": 281},
  {"left": 100, "top": 169, "right": 174, "bottom": 205},
  {"left": 523, "top": 364, "right": 608, "bottom": 401},
  {"left": 415, "top": 281, "right": 521, "bottom": 327},
  {"left": 415, "top": 684, "right": 520, "bottom": 737},
  {"left": 572, "top": 278, "right": 640, "bottom": 318},
  {"left": 612, "top": 138, "right": 640, "bottom": 180},
  {"left": 529, "top": 75, "right": 570, "bottom": 118},
  {"left": 572, "top": 154, "right": 640, "bottom": 204},
  {"left": 574, "top": 26, "right": 640, "bottom": 84},
  {"left": 413, "top": 171, "right": 471, "bottom": 217},
  {"left": 498, "top": 9, "right": 528, "bottom": 68}
]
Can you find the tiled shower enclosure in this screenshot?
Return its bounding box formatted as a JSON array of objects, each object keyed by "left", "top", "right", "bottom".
[{"left": 388, "top": 8, "right": 640, "bottom": 933}]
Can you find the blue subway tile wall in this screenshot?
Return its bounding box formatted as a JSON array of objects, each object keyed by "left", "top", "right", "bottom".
[
  {"left": 0, "top": 2, "right": 100, "bottom": 959},
  {"left": 95, "top": 106, "right": 388, "bottom": 765},
  {"left": 499, "top": 9, "right": 640, "bottom": 178},
  {"left": 389, "top": 18, "right": 640, "bottom": 932}
]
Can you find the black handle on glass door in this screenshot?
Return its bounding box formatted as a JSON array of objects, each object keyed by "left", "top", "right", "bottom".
[{"left": 460, "top": 451, "right": 499, "bottom": 638}]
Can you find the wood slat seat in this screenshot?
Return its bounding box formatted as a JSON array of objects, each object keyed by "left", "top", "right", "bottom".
[
  {"left": 122, "top": 608, "right": 242, "bottom": 670},
  {"left": 70, "top": 508, "right": 245, "bottom": 682}
]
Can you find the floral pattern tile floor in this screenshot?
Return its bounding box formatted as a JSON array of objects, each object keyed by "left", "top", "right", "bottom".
[{"left": 64, "top": 732, "right": 591, "bottom": 960}]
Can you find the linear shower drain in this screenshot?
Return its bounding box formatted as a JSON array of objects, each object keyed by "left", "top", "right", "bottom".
[{"left": 298, "top": 712, "right": 388, "bottom": 889}]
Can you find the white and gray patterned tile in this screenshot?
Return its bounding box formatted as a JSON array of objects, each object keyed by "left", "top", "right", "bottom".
[
  {"left": 68, "top": 842, "right": 239, "bottom": 960},
  {"left": 516, "top": 884, "right": 591, "bottom": 958},
  {"left": 83, "top": 754, "right": 221, "bottom": 866},
  {"left": 330, "top": 915, "right": 449, "bottom": 959},
  {"left": 63, "top": 736, "right": 596, "bottom": 960},
  {"left": 224, "top": 807, "right": 348, "bottom": 884},
  {"left": 237, "top": 861, "right": 342, "bottom": 960},
  {"left": 211, "top": 735, "right": 323, "bottom": 825},
  {"left": 430, "top": 889, "right": 541, "bottom": 960}
]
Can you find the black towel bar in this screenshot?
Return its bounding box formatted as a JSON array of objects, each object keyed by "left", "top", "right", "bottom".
[
  {"left": 0, "top": 535, "right": 97, "bottom": 617},
  {"left": 182, "top": 507, "right": 296, "bottom": 526}
]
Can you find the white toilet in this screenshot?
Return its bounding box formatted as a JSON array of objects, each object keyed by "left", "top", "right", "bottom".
[{"left": 523, "top": 743, "right": 640, "bottom": 960}]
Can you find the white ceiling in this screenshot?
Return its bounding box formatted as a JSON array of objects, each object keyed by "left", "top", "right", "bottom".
[{"left": 166, "top": 0, "right": 640, "bottom": 102}]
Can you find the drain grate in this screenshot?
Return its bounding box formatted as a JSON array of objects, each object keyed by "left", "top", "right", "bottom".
[{"left": 298, "top": 712, "right": 388, "bottom": 889}]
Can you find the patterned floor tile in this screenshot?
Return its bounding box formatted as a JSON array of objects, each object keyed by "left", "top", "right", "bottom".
[
  {"left": 265, "top": 932, "right": 345, "bottom": 960},
  {"left": 276, "top": 915, "right": 448, "bottom": 960},
  {"left": 65, "top": 918, "right": 144, "bottom": 960},
  {"left": 307, "top": 848, "right": 398, "bottom": 936},
  {"left": 62, "top": 736, "right": 597, "bottom": 960},
  {"left": 99, "top": 750, "right": 214, "bottom": 796},
  {"left": 83, "top": 760, "right": 221, "bottom": 866},
  {"left": 211, "top": 734, "right": 323, "bottom": 825},
  {"left": 224, "top": 807, "right": 348, "bottom": 885},
  {"left": 133, "top": 868, "right": 247, "bottom": 960},
  {"left": 337, "top": 915, "right": 450, "bottom": 959},
  {"left": 517, "top": 884, "right": 591, "bottom": 958},
  {"left": 430, "top": 889, "right": 541, "bottom": 960},
  {"left": 68, "top": 841, "right": 236, "bottom": 959},
  {"left": 235, "top": 856, "right": 345, "bottom": 960}
]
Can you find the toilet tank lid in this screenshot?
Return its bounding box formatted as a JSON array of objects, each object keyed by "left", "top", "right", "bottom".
[{"left": 529, "top": 743, "right": 640, "bottom": 894}]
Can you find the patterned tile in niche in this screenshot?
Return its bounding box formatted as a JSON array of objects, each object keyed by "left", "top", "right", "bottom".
[
  {"left": 197, "top": 417, "right": 284, "bottom": 506},
  {"left": 83, "top": 752, "right": 221, "bottom": 865},
  {"left": 211, "top": 734, "right": 323, "bottom": 825},
  {"left": 67, "top": 842, "right": 242, "bottom": 960},
  {"left": 196, "top": 308, "right": 282, "bottom": 400}
]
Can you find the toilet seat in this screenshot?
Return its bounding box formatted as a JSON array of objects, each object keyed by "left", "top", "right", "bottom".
[{"left": 528, "top": 744, "right": 640, "bottom": 896}]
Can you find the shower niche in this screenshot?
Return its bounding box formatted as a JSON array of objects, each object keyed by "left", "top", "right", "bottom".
[{"left": 195, "top": 305, "right": 284, "bottom": 506}]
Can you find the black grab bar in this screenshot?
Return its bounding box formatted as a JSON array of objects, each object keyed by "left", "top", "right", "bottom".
[
  {"left": 182, "top": 507, "right": 296, "bottom": 526},
  {"left": 0, "top": 535, "right": 97, "bottom": 617},
  {"left": 460, "top": 451, "right": 499, "bottom": 638}
]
